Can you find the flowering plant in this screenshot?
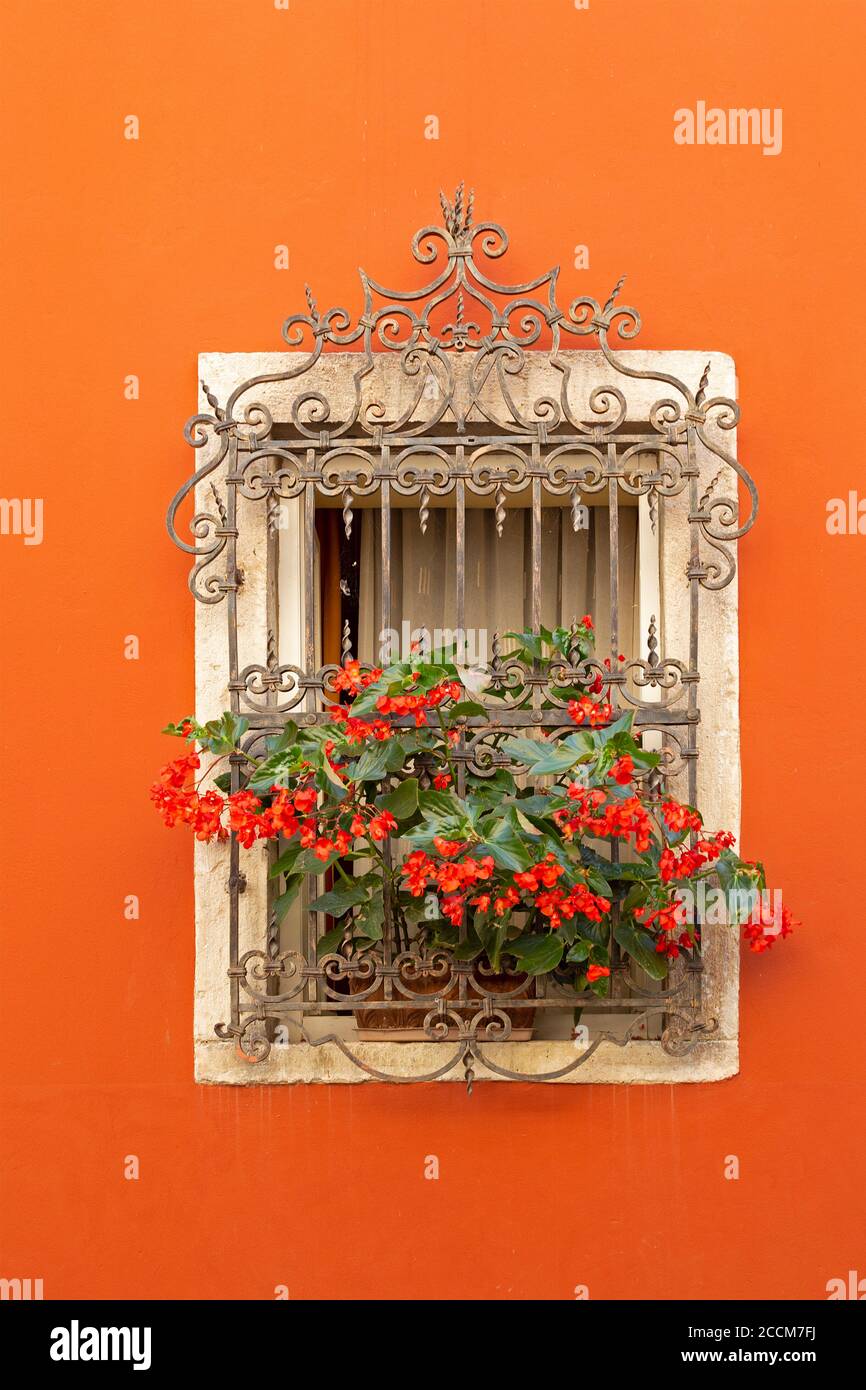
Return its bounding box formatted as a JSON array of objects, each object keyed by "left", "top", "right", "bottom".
[{"left": 151, "top": 617, "right": 794, "bottom": 996}]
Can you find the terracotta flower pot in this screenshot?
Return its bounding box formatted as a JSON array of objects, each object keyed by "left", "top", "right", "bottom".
[{"left": 351, "top": 954, "right": 536, "bottom": 1040}]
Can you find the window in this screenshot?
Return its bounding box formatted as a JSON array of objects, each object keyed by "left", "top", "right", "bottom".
[{"left": 168, "top": 190, "right": 756, "bottom": 1085}]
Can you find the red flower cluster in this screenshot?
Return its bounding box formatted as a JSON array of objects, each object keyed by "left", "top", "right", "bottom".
[
  {"left": 149, "top": 754, "right": 228, "bottom": 842},
  {"left": 484, "top": 853, "right": 610, "bottom": 931},
  {"left": 513, "top": 857, "right": 564, "bottom": 892},
  {"left": 532, "top": 880, "right": 611, "bottom": 930},
  {"left": 150, "top": 754, "right": 398, "bottom": 860},
  {"left": 633, "top": 901, "right": 697, "bottom": 959},
  {"left": 401, "top": 848, "right": 495, "bottom": 897},
  {"left": 568, "top": 695, "right": 613, "bottom": 727},
  {"left": 152, "top": 618, "right": 798, "bottom": 977},
  {"left": 328, "top": 709, "right": 393, "bottom": 743},
  {"left": 368, "top": 809, "right": 397, "bottom": 841},
  {"left": 609, "top": 755, "right": 634, "bottom": 785},
  {"left": 743, "top": 903, "right": 796, "bottom": 954},
  {"left": 661, "top": 799, "right": 703, "bottom": 834},
  {"left": 557, "top": 783, "right": 652, "bottom": 853},
  {"left": 401, "top": 849, "right": 610, "bottom": 934},
  {"left": 658, "top": 831, "right": 736, "bottom": 883},
  {"left": 376, "top": 679, "right": 463, "bottom": 727},
  {"left": 332, "top": 660, "right": 383, "bottom": 697}
]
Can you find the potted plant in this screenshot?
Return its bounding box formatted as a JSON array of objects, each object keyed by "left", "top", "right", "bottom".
[{"left": 151, "top": 617, "right": 795, "bottom": 1041}]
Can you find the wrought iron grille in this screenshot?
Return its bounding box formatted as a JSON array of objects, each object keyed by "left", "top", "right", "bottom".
[{"left": 167, "top": 185, "right": 759, "bottom": 1085}]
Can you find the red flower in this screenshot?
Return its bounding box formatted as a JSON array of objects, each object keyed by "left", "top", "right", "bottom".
[
  {"left": 743, "top": 903, "right": 796, "bottom": 953},
  {"left": 535, "top": 890, "right": 566, "bottom": 929},
  {"left": 368, "top": 809, "right": 397, "bottom": 841},
  {"left": 661, "top": 799, "right": 702, "bottom": 834},
  {"left": 568, "top": 695, "right": 613, "bottom": 727},
  {"left": 434, "top": 860, "right": 464, "bottom": 892},
  {"left": 401, "top": 850, "right": 431, "bottom": 897},
  {"left": 562, "top": 883, "right": 610, "bottom": 922},
  {"left": 659, "top": 845, "right": 709, "bottom": 882},
  {"left": 228, "top": 790, "right": 266, "bottom": 849},
  {"left": 433, "top": 772, "right": 452, "bottom": 790},
  {"left": 609, "top": 755, "right": 634, "bottom": 785},
  {"left": 265, "top": 788, "right": 299, "bottom": 838},
  {"left": 293, "top": 786, "right": 317, "bottom": 815},
  {"left": 586, "top": 964, "right": 610, "bottom": 983},
  {"left": 441, "top": 894, "right": 465, "bottom": 927},
  {"left": 513, "top": 870, "right": 539, "bottom": 892},
  {"left": 192, "top": 790, "right": 226, "bottom": 841},
  {"left": 493, "top": 887, "right": 520, "bottom": 916},
  {"left": 433, "top": 836, "right": 465, "bottom": 858},
  {"left": 156, "top": 751, "right": 200, "bottom": 790},
  {"left": 333, "top": 659, "right": 364, "bottom": 695},
  {"left": 636, "top": 902, "right": 684, "bottom": 935}
]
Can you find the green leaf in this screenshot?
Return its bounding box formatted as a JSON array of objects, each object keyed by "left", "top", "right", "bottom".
[
  {"left": 614, "top": 921, "right": 669, "bottom": 980},
  {"left": 512, "top": 806, "right": 543, "bottom": 836},
  {"left": 294, "top": 847, "right": 341, "bottom": 875},
  {"left": 592, "top": 710, "right": 634, "bottom": 741},
  {"left": 350, "top": 739, "right": 399, "bottom": 782},
  {"left": 315, "top": 750, "right": 350, "bottom": 795},
  {"left": 504, "top": 629, "right": 546, "bottom": 661},
  {"left": 418, "top": 787, "right": 465, "bottom": 820},
  {"left": 621, "top": 882, "right": 648, "bottom": 915},
  {"left": 249, "top": 726, "right": 304, "bottom": 788},
  {"left": 578, "top": 846, "right": 655, "bottom": 883},
  {"left": 376, "top": 776, "right": 419, "bottom": 821},
  {"left": 506, "top": 933, "right": 564, "bottom": 975},
  {"left": 450, "top": 699, "right": 487, "bottom": 719},
  {"left": 476, "top": 917, "right": 510, "bottom": 972},
  {"left": 248, "top": 750, "right": 303, "bottom": 795},
  {"left": 309, "top": 876, "right": 372, "bottom": 916},
  {"left": 316, "top": 925, "right": 346, "bottom": 959},
  {"left": 475, "top": 817, "right": 533, "bottom": 873},
  {"left": 584, "top": 866, "right": 614, "bottom": 897},
  {"left": 453, "top": 929, "right": 483, "bottom": 962},
  {"left": 609, "top": 862, "right": 657, "bottom": 882},
  {"left": 269, "top": 843, "right": 303, "bottom": 879},
  {"left": 428, "top": 923, "right": 460, "bottom": 949},
  {"left": 266, "top": 721, "right": 299, "bottom": 753},
  {"left": 274, "top": 875, "right": 304, "bottom": 922},
  {"left": 468, "top": 769, "right": 518, "bottom": 801},
  {"left": 199, "top": 712, "right": 250, "bottom": 755},
  {"left": 500, "top": 735, "right": 587, "bottom": 777},
  {"left": 566, "top": 940, "right": 590, "bottom": 962},
  {"left": 355, "top": 895, "right": 385, "bottom": 942}
]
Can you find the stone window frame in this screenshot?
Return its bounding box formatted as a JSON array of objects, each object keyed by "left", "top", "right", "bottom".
[{"left": 185, "top": 341, "right": 744, "bottom": 1087}]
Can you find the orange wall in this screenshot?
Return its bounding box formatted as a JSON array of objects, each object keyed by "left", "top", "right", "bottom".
[{"left": 2, "top": 0, "right": 864, "bottom": 1300}]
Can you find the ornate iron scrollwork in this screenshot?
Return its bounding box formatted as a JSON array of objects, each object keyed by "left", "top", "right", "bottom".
[{"left": 168, "top": 185, "right": 757, "bottom": 1084}]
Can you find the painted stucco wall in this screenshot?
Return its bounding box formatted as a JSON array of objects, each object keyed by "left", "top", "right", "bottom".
[{"left": 2, "top": 0, "right": 863, "bottom": 1299}]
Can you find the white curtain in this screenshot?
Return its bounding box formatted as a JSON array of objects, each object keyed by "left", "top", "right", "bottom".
[{"left": 358, "top": 504, "right": 640, "bottom": 666}]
